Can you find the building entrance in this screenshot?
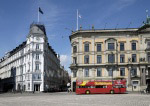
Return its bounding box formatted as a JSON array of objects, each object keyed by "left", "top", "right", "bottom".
[
  {"left": 73, "top": 82, "right": 76, "bottom": 92},
  {"left": 34, "top": 84, "right": 40, "bottom": 92}
]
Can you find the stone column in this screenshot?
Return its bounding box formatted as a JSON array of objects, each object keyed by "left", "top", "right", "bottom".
[
  {"left": 78, "top": 68, "right": 83, "bottom": 80},
  {"left": 143, "top": 68, "right": 146, "bottom": 86},
  {"left": 140, "top": 67, "right": 146, "bottom": 86},
  {"left": 128, "top": 67, "right": 131, "bottom": 86},
  {"left": 92, "top": 68, "right": 96, "bottom": 79}
]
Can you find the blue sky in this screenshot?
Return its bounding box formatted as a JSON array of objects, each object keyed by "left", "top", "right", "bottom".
[{"left": 0, "top": 0, "right": 150, "bottom": 74}]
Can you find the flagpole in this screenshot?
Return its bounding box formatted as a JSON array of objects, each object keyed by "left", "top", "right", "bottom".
[
  {"left": 146, "top": 10, "right": 149, "bottom": 18},
  {"left": 76, "top": 9, "right": 78, "bottom": 31},
  {"left": 38, "top": 7, "right": 39, "bottom": 23}
]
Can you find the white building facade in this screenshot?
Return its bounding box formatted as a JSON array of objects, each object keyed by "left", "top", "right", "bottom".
[{"left": 0, "top": 23, "right": 68, "bottom": 92}]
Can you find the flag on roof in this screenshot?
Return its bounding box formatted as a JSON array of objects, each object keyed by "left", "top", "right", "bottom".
[{"left": 39, "top": 7, "right": 44, "bottom": 14}]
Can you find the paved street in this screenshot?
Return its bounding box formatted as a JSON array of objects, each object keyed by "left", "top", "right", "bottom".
[{"left": 0, "top": 92, "right": 150, "bottom": 106}]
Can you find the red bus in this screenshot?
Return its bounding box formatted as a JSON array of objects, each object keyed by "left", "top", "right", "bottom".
[{"left": 76, "top": 79, "right": 126, "bottom": 94}]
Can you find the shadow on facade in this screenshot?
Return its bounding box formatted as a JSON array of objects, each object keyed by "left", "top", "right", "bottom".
[{"left": 0, "top": 67, "right": 16, "bottom": 93}]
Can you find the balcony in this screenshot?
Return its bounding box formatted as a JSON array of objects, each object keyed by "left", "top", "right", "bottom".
[
  {"left": 70, "top": 63, "right": 78, "bottom": 67},
  {"left": 131, "top": 75, "right": 141, "bottom": 79},
  {"left": 70, "top": 63, "right": 78, "bottom": 70}
]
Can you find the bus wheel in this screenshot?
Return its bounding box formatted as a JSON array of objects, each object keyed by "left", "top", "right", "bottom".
[
  {"left": 110, "top": 90, "right": 114, "bottom": 94},
  {"left": 85, "top": 90, "right": 90, "bottom": 94}
]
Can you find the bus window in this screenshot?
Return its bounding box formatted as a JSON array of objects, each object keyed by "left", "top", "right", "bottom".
[
  {"left": 103, "top": 85, "right": 107, "bottom": 88},
  {"left": 96, "top": 86, "right": 103, "bottom": 88},
  {"left": 114, "top": 85, "right": 125, "bottom": 88},
  {"left": 79, "top": 86, "right": 94, "bottom": 88},
  {"left": 96, "top": 85, "right": 107, "bottom": 88},
  {"left": 91, "top": 86, "right": 95, "bottom": 88}
]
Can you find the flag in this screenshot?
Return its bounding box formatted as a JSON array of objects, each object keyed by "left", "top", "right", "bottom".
[
  {"left": 78, "top": 13, "right": 81, "bottom": 18},
  {"left": 39, "top": 7, "right": 44, "bottom": 14}
]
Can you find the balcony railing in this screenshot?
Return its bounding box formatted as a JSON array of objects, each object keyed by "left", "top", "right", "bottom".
[
  {"left": 70, "top": 63, "right": 78, "bottom": 66},
  {"left": 131, "top": 75, "right": 140, "bottom": 78}
]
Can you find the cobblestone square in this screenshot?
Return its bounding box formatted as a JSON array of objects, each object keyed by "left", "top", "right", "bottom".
[{"left": 0, "top": 92, "right": 150, "bottom": 106}]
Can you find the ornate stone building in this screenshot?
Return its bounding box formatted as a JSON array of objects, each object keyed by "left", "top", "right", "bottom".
[
  {"left": 70, "top": 16, "right": 150, "bottom": 92},
  {"left": 0, "top": 23, "right": 69, "bottom": 92}
]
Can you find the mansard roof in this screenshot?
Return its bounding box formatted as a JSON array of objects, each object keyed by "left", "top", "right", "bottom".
[
  {"left": 28, "top": 22, "right": 47, "bottom": 38},
  {"left": 47, "top": 43, "right": 57, "bottom": 57},
  {"left": 0, "top": 41, "right": 26, "bottom": 63}
]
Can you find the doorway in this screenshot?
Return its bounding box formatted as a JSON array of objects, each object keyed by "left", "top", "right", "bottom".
[
  {"left": 34, "top": 84, "right": 40, "bottom": 92},
  {"left": 73, "top": 82, "right": 76, "bottom": 92}
]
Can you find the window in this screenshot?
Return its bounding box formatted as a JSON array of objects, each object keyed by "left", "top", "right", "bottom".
[
  {"left": 84, "top": 68, "right": 89, "bottom": 77},
  {"left": 73, "top": 71, "right": 77, "bottom": 77},
  {"left": 147, "top": 42, "right": 150, "bottom": 49},
  {"left": 147, "top": 53, "right": 150, "bottom": 63},
  {"left": 132, "top": 43, "right": 136, "bottom": 50},
  {"left": 97, "top": 44, "right": 101, "bottom": 52},
  {"left": 108, "top": 68, "right": 113, "bottom": 76},
  {"left": 20, "top": 66, "right": 23, "bottom": 75},
  {"left": 28, "top": 83, "right": 30, "bottom": 90},
  {"left": 35, "top": 64, "right": 40, "bottom": 70},
  {"left": 36, "top": 44, "right": 40, "bottom": 50},
  {"left": 132, "top": 54, "right": 136, "bottom": 62},
  {"left": 97, "top": 68, "right": 102, "bottom": 77},
  {"left": 132, "top": 81, "right": 138, "bottom": 85},
  {"left": 84, "top": 44, "right": 89, "bottom": 52},
  {"left": 36, "top": 54, "right": 39, "bottom": 60},
  {"left": 97, "top": 55, "right": 102, "bottom": 63},
  {"left": 131, "top": 68, "right": 137, "bottom": 76},
  {"left": 108, "top": 54, "right": 115, "bottom": 63},
  {"left": 21, "top": 50, "right": 24, "bottom": 56},
  {"left": 33, "top": 74, "right": 36, "bottom": 79},
  {"left": 108, "top": 43, "right": 114, "bottom": 50},
  {"left": 120, "top": 43, "right": 124, "bottom": 51},
  {"left": 84, "top": 55, "right": 89, "bottom": 64},
  {"left": 96, "top": 85, "right": 106, "bottom": 88},
  {"left": 120, "top": 68, "right": 125, "bottom": 76},
  {"left": 120, "top": 54, "right": 125, "bottom": 63},
  {"left": 73, "top": 46, "right": 77, "bottom": 53},
  {"left": 73, "top": 57, "right": 77, "bottom": 64},
  {"left": 37, "top": 74, "right": 41, "bottom": 79}
]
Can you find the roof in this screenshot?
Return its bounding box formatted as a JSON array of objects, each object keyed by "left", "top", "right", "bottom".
[
  {"left": 69, "top": 28, "right": 139, "bottom": 41},
  {"left": 28, "top": 22, "right": 47, "bottom": 38},
  {"left": 47, "top": 43, "right": 57, "bottom": 57},
  {"left": 0, "top": 41, "right": 26, "bottom": 63}
]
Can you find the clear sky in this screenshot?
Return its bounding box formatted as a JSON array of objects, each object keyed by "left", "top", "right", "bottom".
[{"left": 0, "top": 0, "right": 150, "bottom": 74}]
